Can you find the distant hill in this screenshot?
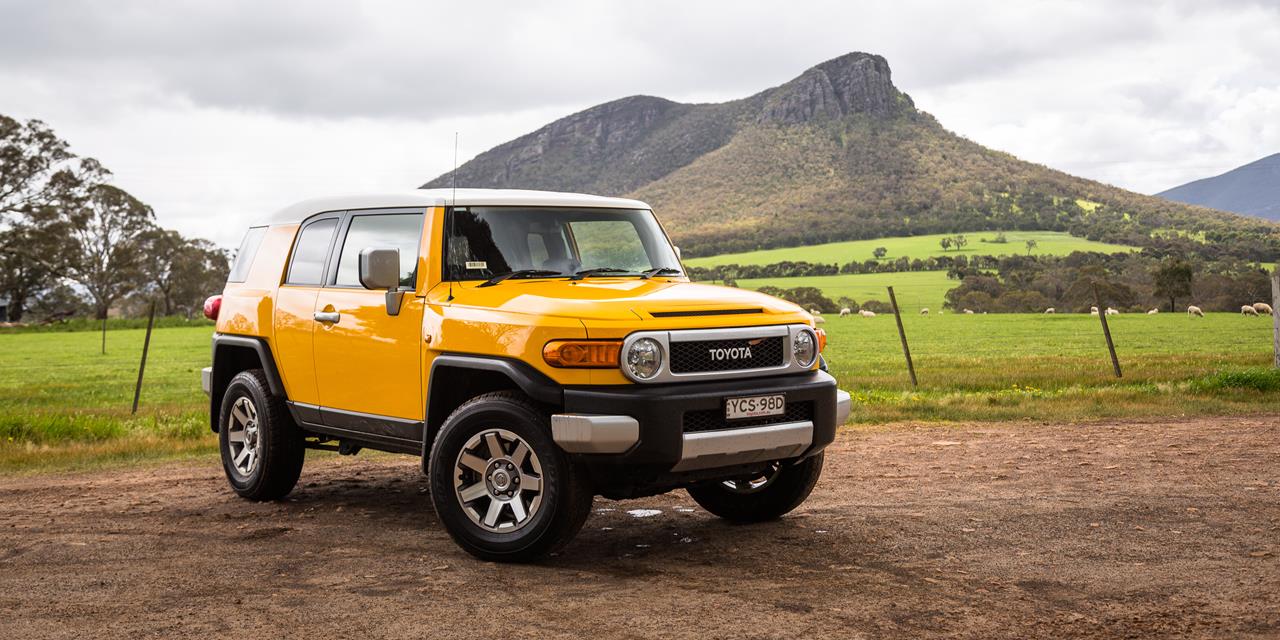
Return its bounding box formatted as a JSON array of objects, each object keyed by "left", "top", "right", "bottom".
[
  {"left": 1157, "top": 154, "right": 1280, "bottom": 221},
  {"left": 424, "top": 53, "right": 1277, "bottom": 259}
]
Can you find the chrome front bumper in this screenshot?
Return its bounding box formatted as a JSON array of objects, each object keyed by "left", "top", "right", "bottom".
[{"left": 552, "top": 388, "right": 852, "bottom": 472}]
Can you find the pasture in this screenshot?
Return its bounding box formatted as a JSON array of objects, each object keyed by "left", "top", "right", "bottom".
[
  {"left": 737, "top": 270, "right": 953, "bottom": 311},
  {"left": 0, "top": 313, "right": 1276, "bottom": 472},
  {"left": 684, "top": 230, "right": 1136, "bottom": 267}
]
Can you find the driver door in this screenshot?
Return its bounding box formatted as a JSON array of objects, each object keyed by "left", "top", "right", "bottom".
[{"left": 312, "top": 209, "right": 426, "bottom": 446}]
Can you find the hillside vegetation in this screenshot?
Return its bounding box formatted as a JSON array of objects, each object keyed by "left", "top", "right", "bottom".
[
  {"left": 685, "top": 231, "right": 1135, "bottom": 267},
  {"left": 425, "top": 52, "right": 1279, "bottom": 261}
]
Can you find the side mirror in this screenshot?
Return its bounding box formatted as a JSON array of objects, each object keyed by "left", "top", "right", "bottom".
[{"left": 359, "top": 247, "right": 404, "bottom": 316}]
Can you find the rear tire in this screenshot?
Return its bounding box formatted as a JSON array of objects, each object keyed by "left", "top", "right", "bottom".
[
  {"left": 428, "top": 391, "right": 593, "bottom": 562},
  {"left": 687, "top": 453, "right": 824, "bottom": 522},
  {"left": 218, "top": 369, "right": 305, "bottom": 501}
]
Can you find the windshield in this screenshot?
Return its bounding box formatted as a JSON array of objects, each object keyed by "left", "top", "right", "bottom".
[{"left": 444, "top": 207, "right": 682, "bottom": 281}]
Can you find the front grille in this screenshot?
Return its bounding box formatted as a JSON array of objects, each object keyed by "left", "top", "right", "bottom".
[
  {"left": 682, "top": 401, "right": 814, "bottom": 433},
  {"left": 669, "top": 336, "right": 785, "bottom": 374}
]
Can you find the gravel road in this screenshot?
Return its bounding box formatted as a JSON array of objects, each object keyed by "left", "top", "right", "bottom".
[{"left": 2, "top": 417, "right": 1277, "bottom": 639}]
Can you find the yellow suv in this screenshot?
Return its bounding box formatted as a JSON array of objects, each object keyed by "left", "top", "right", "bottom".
[{"left": 202, "top": 189, "right": 851, "bottom": 561}]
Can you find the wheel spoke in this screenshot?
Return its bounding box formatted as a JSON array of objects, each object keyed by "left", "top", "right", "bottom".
[
  {"left": 520, "top": 474, "right": 541, "bottom": 492},
  {"left": 510, "top": 442, "right": 529, "bottom": 467},
  {"left": 484, "top": 432, "right": 503, "bottom": 459},
  {"left": 483, "top": 499, "right": 504, "bottom": 527},
  {"left": 231, "top": 404, "right": 249, "bottom": 426},
  {"left": 458, "top": 482, "right": 489, "bottom": 503},
  {"left": 234, "top": 446, "right": 251, "bottom": 467},
  {"left": 459, "top": 453, "right": 488, "bottom": 474},
  {"left": 226, "top": 429, "right": 246, "bottom": 443},
  {"left": 510, "top": 497, "right": 527, "bottom": 522}
]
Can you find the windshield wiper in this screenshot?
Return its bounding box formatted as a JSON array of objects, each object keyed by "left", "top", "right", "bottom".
[
  {"left": 570, "top": 267, "right": 633, "bottom": 281},
  {"left": 477, "top": 269, "right": 564, "bottom": 288},
  {"left": 640, "top": 267, "right": 681, "bottom": 279}
]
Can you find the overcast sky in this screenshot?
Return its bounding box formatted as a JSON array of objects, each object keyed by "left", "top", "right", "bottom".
[{"left": 2, "top": 0, "right": 1277, "bottom": 247}]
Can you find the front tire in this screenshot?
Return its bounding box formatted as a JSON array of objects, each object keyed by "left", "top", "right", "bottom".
[
  {"left": 428, "top": 391, "right": 593, "bottom": 562},
  {"left": 218, "top": 369, "right": 305, "bottom": 501},
  {"left": 687, "top": 454, "right": 824, "bottom": 522}
]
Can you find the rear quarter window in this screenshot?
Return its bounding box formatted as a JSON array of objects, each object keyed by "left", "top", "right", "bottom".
[{"left": 227, "top": 226, "right": 268, "bottom": 283}]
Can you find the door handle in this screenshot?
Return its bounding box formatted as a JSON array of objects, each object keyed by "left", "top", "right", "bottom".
[{"left": 314, "top": 311, "right": 341, "bottom": 324}]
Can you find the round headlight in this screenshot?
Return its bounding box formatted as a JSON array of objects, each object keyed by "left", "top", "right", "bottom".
[
  {"left": 625, "top": 338, "right": 663, "bottom": 380},
  {"left": 792, "top": 330, "right": 817, "bottom": 367}
]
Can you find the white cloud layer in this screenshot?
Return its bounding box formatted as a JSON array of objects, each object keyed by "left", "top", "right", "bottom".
[{"left": 1, "top": 0, "right": 1276, "bottom": 246}]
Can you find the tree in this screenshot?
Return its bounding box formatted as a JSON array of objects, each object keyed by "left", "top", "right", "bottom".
[
  {"left": 939, "top": 237, "right": 953, "bottom": 252},
  {"left": 136, "top": 230, "right": 229, "bottom": 316},
  {"left": 63, "top": 184, "right": 155, "bottom": 319},
  {"left": 953, "top": 234, "right": 969, "bottom": 251},
  {"left": 1152, "top": 258, "right": 1194, "bottom": 313},
  {"left": 1025, "top": 239, "right": 1038, "bottom": 255},
  {"left": 0, "top": 207, "right": 74, "bottom": 321},
  {"left": 873, "top": 246, "right": 887, "bottom": 259}
]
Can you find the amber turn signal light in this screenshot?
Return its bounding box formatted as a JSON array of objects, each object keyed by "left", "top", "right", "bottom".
[
  {"left": 543, "top": 340, "right": 622, "bottom": 368},
  {"left": 815, "top": 328, "right": 827, "bottom": 352}
]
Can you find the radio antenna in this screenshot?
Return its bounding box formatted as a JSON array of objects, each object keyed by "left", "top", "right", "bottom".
[{"left": 447, "top": 132, "right": 458, "bottom": 301}]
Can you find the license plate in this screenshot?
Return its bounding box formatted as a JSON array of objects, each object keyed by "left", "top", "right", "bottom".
[{"left": 725, "top": 394, "right": 786, "bottom": 420}]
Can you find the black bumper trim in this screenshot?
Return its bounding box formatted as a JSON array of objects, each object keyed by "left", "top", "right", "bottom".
[{"left": 562, "top": 370, "right": 839, "bottom": 468}]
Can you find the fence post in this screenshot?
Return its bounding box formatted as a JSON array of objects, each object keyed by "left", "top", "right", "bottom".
[
  {"left": 1093, "top": 284, "right": 1122, "bottom": 378},
  {"left": 131, "top": 302, "right": 157, "bottom": 414},
  {"left": 1272, "top": 267, "right": 1279, "bottom": 369},
  {"left": 887, "top": 286, "right": 918, "bottom": 387}
]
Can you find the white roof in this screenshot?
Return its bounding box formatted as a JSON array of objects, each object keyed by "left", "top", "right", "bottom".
[{"left": 265, "top": 189, "right": 651, "bottom": 225}]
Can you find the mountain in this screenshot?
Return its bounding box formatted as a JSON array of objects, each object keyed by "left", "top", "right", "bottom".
[
  {"left": 424, "top": 53, "right": 1276, "bottom": 259},
  {"left": 1157, "top": 154, "right": 1280, "bottom": 221}
]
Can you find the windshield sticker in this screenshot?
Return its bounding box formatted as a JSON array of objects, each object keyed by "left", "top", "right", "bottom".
[{"left": 465, "top": 261, "right": 488, "bottom": 270}]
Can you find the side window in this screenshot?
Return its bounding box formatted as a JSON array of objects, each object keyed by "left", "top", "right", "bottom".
[
  {"left": 334, "top": 212, "right": 424, "bottom": 288},
  {"left": 227, "top": 226, "right": 267, "bottom": 283},
  {"left": 285, "top": 218, "right": 338, "bottom": 285}
]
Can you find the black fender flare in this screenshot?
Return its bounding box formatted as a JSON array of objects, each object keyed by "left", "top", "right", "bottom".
[
  {"left": 421, "top": 354, "right": 563, "bottom": 471},
  {"left": 209, "top": 334, "right": 287, "bottom": 430}
]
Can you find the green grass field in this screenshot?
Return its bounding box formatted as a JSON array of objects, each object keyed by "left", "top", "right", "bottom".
[
  {"left": 685, "top": 231, "right": 1136, "bottom": 267},
  {"left": 1, "top": 314, "right": 1277, "bottom": 473},
  {"left": 737, "top": 271, "right": 953, "bottom": 311}
]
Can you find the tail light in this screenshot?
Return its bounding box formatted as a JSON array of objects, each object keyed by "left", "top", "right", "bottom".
[{"left": 203, "top": 295, "right": 222, "bottom": 321}]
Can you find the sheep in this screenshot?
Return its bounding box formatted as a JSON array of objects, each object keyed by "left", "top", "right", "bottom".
[
  {"left": 1090, "top": 306, "right": 1099, "bottom": 316},
  {"left": 859, "top": 309, "right": 876, "bottom": 318},
  {"left": 1253, "top": 302, "right": 1273, "bottom": 315},
  {"left": 1044, "top": 308, "right": 1055, "bottom": 314},
  {"left": 1187, "top": 305, "right": 1204, "bottom": 317},
  {"left": 809, "top": 308, "right": 822, "bottom": 316},
  {"left": 814, "top": 315, "right": 827, "bottom": 324},
  {"left": 839, "top": 308, "right": 851, "bottom": 317},
  {"left": 1105, "top": 308, "right": 1119, "bottom": 316},
  {"left": 963, "top": 309, "right": 975, "bottom": 315},
  {"left": 1242, "top": 305, "right": 1259, "bottom": 316},
  {"left": 1147, "top": 308, "right": 1159, "bottom": 315},
  {"left": 920, "top": 308, "right": 929, "bottom": 315}
]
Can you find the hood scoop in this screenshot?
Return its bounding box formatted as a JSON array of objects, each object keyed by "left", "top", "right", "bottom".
[{"left": 648, "top": 307, "right": 763, "bottom": 318}]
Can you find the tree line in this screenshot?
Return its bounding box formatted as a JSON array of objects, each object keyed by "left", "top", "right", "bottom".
[{"left": 0, "top": 115, "right": 227, "bottom": 322}]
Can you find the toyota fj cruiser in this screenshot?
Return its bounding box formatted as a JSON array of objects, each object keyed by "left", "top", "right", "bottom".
[{"left": 203, "top": 189, "right": 851, "bottom": 561}]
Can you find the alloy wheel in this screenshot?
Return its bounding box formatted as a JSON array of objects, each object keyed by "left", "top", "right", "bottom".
[
  {"left": 453, "top": 428, "right": 545, "bottom": 533},
  {"left": 226, "top": 396, "right": 260, "bottom": 476}
]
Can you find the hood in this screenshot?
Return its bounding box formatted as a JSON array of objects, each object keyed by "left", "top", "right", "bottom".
[{"left": 445, "top": 278, "right": 806, "bottom": 324}]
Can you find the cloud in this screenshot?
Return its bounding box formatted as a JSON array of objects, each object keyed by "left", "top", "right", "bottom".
[{"left": 0, "top": 0, "right": 1276, "bottom": 244}]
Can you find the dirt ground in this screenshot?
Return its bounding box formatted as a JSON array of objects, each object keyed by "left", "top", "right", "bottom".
[{"left": 1, "top": 417, "right": 1277, "bottom": 639}]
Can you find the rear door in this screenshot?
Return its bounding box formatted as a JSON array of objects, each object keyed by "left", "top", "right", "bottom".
[
  {"left": 272, "top": 213, "right": 342, "bottom": 407},
  {"left": 312, "top": 209, "right": 426, "bottom": 443}
]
